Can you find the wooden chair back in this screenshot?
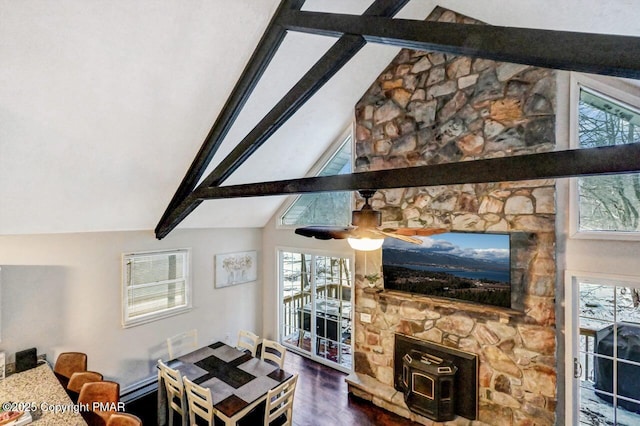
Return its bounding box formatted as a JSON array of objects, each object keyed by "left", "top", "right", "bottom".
[
  {"left": 237, "top": 330, "right": 260, "bottom": 357},
  {"left": 265, "top": 374, "right": 298, "bottom": 426},
  {"left": 261, "top": 339, "right": 287, "bottom": 369},
  {"left": 157, "top": 359, "right": 185, "bottom": 426},
  {"left": 183, "top": 376, "right": 216, "bottom": 426},
  {"left": 166, "top": 329, "right": 198, "bottom": 359}
]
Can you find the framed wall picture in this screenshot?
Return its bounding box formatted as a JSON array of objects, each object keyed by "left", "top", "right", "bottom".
[{"left": 215, "top": 251, "right": 258, "bottom": 288}]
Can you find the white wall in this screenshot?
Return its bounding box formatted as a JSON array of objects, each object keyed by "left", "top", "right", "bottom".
[{"left": 0, "top": 228, "right": 262, "bottom": 390}]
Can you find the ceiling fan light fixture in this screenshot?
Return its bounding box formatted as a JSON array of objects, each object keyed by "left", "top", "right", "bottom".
[{"left": 347, "top": 236, "right": 384, "bottom": 251}]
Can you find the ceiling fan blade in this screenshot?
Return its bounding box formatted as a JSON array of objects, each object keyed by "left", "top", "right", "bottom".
[
  {"left": 381, "top": 227, "right": 448, "bottom": 237},
  {"left": 295, "top": 189, "right": 447, "bottom": 246},
  {"left": 374, "top": 229, "right": 423, "bottom": 245},
  {"left": 294, "top": 226, "right": 354, "bottom": 240}
]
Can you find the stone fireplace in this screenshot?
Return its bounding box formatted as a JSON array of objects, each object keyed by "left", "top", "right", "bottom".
[{"left": 346, "top": 7, "right": 557, "bottom": 426}]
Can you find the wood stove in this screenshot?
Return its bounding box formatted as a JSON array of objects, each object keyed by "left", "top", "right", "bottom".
[
  {"left": 394, "top": 334, "right": 478, "bottom": 421},
  {"left": 401, "top": 349, "right": 458, "bottom": 421}
]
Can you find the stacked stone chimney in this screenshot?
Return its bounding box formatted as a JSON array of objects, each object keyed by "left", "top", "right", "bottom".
[{"left": 349, "top": 7, "right": 557, "bottom": 425}]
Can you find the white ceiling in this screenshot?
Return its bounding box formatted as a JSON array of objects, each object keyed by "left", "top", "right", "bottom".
[{"left": 1, "top": 0, "right": 639, "bottom": 236}]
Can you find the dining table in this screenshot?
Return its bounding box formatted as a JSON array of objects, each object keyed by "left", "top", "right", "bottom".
[
  {"left": 0, "top": 362, "right": 87, "bottom": 425},
  {"left": 157, "top": 341, "right": 293, "bottom": 426}
]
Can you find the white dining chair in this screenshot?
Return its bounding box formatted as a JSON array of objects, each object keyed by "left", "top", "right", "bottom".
[
  {"left": 167, "top": 329, "right": 198, "bottom": 359},
  {"left": 264, "top": 374, "right": 298, "bottom": 426},
  {"left": 237, "top": 330, "right": 260, "bottom": 357},
  {"left": 157, "top": 359, "right": 186, "bottom": 426},
  {"left": 183, "top": 376, "right": 217, "bottom": 426},
  {"left": 261, "top": 339, "right": 287, "bottom": 369}
]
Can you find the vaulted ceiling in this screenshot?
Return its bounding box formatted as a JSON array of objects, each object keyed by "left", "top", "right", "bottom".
[{"left": 2, "top": 0, "right": 639, "bottom": 236}]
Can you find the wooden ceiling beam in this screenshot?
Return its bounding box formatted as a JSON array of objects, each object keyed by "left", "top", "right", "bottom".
[
  {"left": 155, "top": 0, "right": 411, "bottom": 239},
  {"left": 156, "top": 2, "right": 640, "bottom": 239},
  {"left": 199, "top": 0, "right": 411, "bottom": 189},
  {"left": 194, "top": 143, "right": 640, "bottom": 200},
  {"left": 199, "top": 36, "right": 366, "bottom": 189},
  {"left": 280, "top": 11, "right": 640, "bottom": 79},
  {"left": 154, "top": 0, "right": 305, "bottom": 238}
]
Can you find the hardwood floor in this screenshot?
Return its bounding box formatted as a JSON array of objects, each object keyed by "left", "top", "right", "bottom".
[{"left": 286, "top": 350, "right": 421, "bottom": 426}]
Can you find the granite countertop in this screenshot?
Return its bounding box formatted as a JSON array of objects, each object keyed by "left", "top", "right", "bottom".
[{"left": 0, "top": 363, "right": 87, "bottom": 425}]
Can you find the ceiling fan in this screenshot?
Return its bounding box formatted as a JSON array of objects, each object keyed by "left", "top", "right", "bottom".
[{"left": 294, "top": 190, "right": 447, "bottom": 250}]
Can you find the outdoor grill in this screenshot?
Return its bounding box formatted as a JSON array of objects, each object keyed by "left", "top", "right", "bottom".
[{"left": 594, "top": 322, "right": 640, "bottom": 413}]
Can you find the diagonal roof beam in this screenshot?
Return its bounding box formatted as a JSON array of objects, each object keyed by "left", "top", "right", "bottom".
[
  {"left": 280, "top": 11, "right": 640, "bottom": 79},
  {"left": 199, "top": 0, "right": 412, "bottom": 189},
  {"left": 155, "top": 0, "right": 306, "bottom": 238},
  {"left": 198, "top": 36, "right": 364, "bottom": 189},
  {"left": 193, "top": 143, "right": 640, "bottom": 200},
  {"left": 155, "top": 0, "right": 412, "bottom": 239}
]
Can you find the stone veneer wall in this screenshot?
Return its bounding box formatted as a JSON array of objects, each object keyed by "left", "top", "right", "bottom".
[{"left": 351, "top": 8, "right": 557, "bottom": 426}]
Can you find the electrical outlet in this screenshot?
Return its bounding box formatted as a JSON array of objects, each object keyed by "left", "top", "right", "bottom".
[
  {"left": 360, "top": 313, "right": 372, "bottom": 323},
  {"left": 225, "top": 333, "right": 230, "bottom": 343}
]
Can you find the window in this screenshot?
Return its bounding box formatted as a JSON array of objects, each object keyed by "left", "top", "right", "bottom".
[
  {"left": 122, "top": 248, "right": 191, "bottom": 327},
  {"left": 570, "top": 74, "right": 640, "bottom": 238},
  {"left": 279, "top": 132, "right": 352, "bottom": 227}
]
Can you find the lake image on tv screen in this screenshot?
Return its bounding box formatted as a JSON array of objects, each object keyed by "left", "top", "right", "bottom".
[{"left": 382, "top": 232, "right": 511, "bottom": 308}]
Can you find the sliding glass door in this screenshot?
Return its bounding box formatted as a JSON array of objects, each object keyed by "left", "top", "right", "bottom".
[
  {"left": 567, "top": 273, "right": 640, "bottom": 425},
  {"left": 279, "top": 250, "right": 352, "bottom": 371}
]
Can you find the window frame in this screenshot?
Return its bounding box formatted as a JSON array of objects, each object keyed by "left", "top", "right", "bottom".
[
  {"left": 276, "top": 126, "right": 354, "bottom": 229},
  {"left": 121, "top": 248, "right": 192, "bottom": 328},
  {"left": 569, "top": 73, "right": 640, "bottom": 241}
]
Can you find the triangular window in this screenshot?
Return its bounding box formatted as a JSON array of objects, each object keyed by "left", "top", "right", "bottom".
[{"left": 280, "top": 133, "right": 352, "bottom": 226}]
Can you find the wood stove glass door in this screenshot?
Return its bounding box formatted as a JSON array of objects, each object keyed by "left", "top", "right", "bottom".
[{"left": 413, "top": 373, "right": 435, "bottom": 399}]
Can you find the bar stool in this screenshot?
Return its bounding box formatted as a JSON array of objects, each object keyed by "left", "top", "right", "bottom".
[
  {"left": 67, "top": 371, "right": 104, "bottom": 403},
  {"left": 78, "top": 380, "right": 120, "bottom": 426},
  {"left": 54, "top": 352, "right": 87, "bottom": 389},
  {"left": 106, "top": 413, "right": 143, "bottom": 426}
]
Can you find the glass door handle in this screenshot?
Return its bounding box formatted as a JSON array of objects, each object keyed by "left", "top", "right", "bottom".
[{"left": 574, "top": 357, "right": 583, "bottom": 379}]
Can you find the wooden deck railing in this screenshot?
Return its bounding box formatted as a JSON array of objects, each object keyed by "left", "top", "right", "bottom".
[
  {"left": 282, "top": 283, "right": 346, "bottom": 341},
  {"left": 580, "top": 326, "right": 597, "bottom": 381}
]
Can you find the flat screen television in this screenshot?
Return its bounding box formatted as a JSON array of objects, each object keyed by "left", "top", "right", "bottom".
[{"left": 382, "top": 231, "right": 511, "bottom": 308}]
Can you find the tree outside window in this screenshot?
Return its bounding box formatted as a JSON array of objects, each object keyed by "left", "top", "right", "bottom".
[{"left": 577, "top": 87, "right": 640, "bottom": 233}]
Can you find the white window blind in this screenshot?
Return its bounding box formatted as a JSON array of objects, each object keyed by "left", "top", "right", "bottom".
[{"left": 122, "top": 248, "right": 191, "bottom": 327}]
